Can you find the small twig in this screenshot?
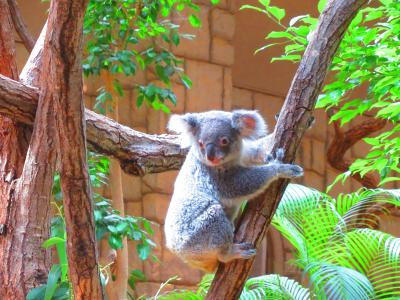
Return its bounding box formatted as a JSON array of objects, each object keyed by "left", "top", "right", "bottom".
[{"left": 7, "top": 0, "right": 35, "bottom": 52}]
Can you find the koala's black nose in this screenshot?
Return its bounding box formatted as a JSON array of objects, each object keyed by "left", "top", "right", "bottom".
[{"left": 205, "top": 143, "right": 216, "bottom": 161}]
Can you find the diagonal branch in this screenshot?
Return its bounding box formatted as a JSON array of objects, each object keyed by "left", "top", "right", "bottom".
[
  {"left": 0, "top": 74, "right": 185, "bottom": 176},
  {"left": 206, "top": 0, "right": 367, "bottom": 299},
  {"left": 327, "top": 118, "right": 386, "bottom": 188},
  {"left": 7, "top": 0, "right": 36, "bottom": 52}
]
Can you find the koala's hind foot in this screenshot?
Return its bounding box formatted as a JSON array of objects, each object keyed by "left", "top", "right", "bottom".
[{"left": 218, "top": 242, "right": 257, "bottom": 263}]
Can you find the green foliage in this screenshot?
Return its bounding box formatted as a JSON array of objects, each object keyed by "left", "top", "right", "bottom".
[
  {"left": 83, "top": 0, "right": 199, "bottom": 113},
  {"left": 243, "top": 0, "right": 400, "bottom": 185},
  {"left": 154, "top": 184, "right": 400, "bottom": 300},
  {"left": 27, "top": 152, "right": 156, "bottom": 299},
  {"left": 273, "top": 184, "right": 400, "bottom": 299},
  {"left": 155, "top": 273, "right": 310, "bottom": 300}
]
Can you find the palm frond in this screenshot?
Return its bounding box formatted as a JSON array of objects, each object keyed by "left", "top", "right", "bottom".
[
  {"left": 305, "top": 262, "right": 375, "bottom": 300},
  {"left": 241, "top": 274, "right": 310, "bottom": 300}
]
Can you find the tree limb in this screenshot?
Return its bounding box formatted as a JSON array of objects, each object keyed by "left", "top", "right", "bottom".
[
  {"left": 327, "top": 118, "right": 386, "bottom": 188},
  {"left": 0, "top": 74, "right": 185, "bottom": 176},
  {"left": 7, "top": 0, "right": 36, "bottom": 52},
  {"left": 206, "top": 0, "right": 367, "bottom": 299}
]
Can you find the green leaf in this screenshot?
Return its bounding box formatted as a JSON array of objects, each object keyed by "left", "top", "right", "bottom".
[
  {"left": 266, "top": 31, "right": 294, "bottom": 40},
  {"left": 318, "top": 0, "right": 327, "bottom": 13},
  {"left": 137, "top": 243, "right": 151, "bottom": 260},
  {"left": 188, "top": 14, "right": 201, "bottom": 28},
  {"left": 44, "top": 265, "right": 61, "bottom": 300},
  {"left": 267, "top": 6, "right": 285, "bottom": 22},
  {"left": 42, "top": 237, "right": 65, "bottom": 249}
]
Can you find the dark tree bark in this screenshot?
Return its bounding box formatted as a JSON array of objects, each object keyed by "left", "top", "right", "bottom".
[
  {"left": 7, "top": 0, "right": 36, "bottom": 52},
  {"left": 0, "top": 75, "right": 185, "bottom": 175},
  {"left": 327, "top": 117, "right": 386, "bottom": 188},
  {"left": 206, "top": 0, "right": 367, "bottom": 299},
  {"left": 0, "top": 1, "right": 38, "bottom": 298},
  {"left": 41, "top": 0, "right": 103, "bottom": 298}
]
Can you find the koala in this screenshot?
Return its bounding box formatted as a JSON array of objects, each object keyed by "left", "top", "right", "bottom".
[{"left": 164, "top": 110, "right": 303, "bottom": 273}]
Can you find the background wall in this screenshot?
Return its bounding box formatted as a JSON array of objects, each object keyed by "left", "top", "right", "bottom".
[{"left": 14, "top": 0, "right": 399, "bottom": 297}]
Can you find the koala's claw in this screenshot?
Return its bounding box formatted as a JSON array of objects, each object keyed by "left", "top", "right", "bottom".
[
  {"left": 275, "top": 148, "right": 285, "bottom": 162},
  {"left": 236, "top": 243, "right": 257, "bottom": 259},
  {"left": 265, "top": 153, "right": 274, "bottom": 163},
  {"left": 286, "top": 164, "right": 304, "bottom": 178},
  {"left": 240, "top": 248, "right": 257, "bottom": 259}
]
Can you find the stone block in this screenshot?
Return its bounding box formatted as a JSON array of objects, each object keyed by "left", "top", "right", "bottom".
[
  {"left": 186, "top": 60, "right": 224, "bottom": 112},
  {"left": 222, "top": 68, "right": 233, "bottom": 110},
  {"left": 143, "top": 193, "right": 171, "bottom": 224},
  {"left": 211, "top": 37, "right": 234, "bottom": 66},
  {"left": 146, "top": 108, "right": 169, "bottom": 134},
  {"left": 142, "top": 171, "right": 179, "bottom": 194},
  {"left": 161, "top": 246, "right": 203, "bottom": 285},
  {"left": 304, "top": 170, "right": 325, "bottom": 192},
  {"left": 121, "top": 172, "right": 142, "bottom": 202},
  {"left": 306, "top": 109, "right": 328, "bottom": 142},
  {"left": 232, "top": 87, "right": 253, "bottom": 109},
  {"left": 311, "top": 139, "right": 326, "bottom": 175},
  {"left": 172, "top": 6, "right": 210, "bottom": 61},
  {"left": 253, "top": 92, "right": 284, "bottom": 129},
  {"left": 143, "top": 225, "right": 163, "bottom": 282},
  {"left": 130, "top": 90, "right": 148, "bottom": 128},
  {"left": 117, "top": 89, "right": 134, "bottom": 127},
  {"left": 211, "top": 9, "right": 235, "bottom": 41},
  {"left": 127, "top": 240, "right": 144, "bottom": 274},
  {"left": 170, "top": 83, "right": 186, "bottom": 113},
  {"left": 351, "top": 139, "right": 371, "bottom": 159},
  {"left": 125, "top": 201, "right": 142, "bottom": 217},
  {"left": 301, "top": 138, "right": 312, "bottom": 170}
]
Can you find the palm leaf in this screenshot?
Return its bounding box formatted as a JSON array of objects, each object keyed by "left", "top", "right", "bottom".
[{"left": 241, "top": 274, "right": 310, "bottom": 300}]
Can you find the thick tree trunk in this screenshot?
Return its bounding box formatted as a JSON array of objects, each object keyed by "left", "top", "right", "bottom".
[
  {"left": 43, "top": 0, "right": 103, "bottom": 299},
  {"left": 0, "top": 1, "right": 41, "bottom": 298},
  {"left": 206, "top": 0, "right": 367, "bottom": 299},
  {"left": 0, "top": 75, "right": 185, "bottom": 175}
]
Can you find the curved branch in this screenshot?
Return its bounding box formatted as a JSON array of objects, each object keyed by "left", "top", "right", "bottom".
[
  {"left": 206, "top": 0, "right": 367, "bottom": 299},
  {"left": 7, "top": 0, "right": 35, "bottom": 52},
  {"left": 0, "top": 75, "right": 185, "bottom": 176},
  {"left": 327, "top": 118, "right": 386, "bottom": 188}
]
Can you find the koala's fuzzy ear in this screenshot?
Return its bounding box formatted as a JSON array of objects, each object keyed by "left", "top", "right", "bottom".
[
  {"left": 231, "top": 110, "right": 267, "bottom": 139},
  {"left": 167, "top": 113, "right": 198, "bottom": 148}
]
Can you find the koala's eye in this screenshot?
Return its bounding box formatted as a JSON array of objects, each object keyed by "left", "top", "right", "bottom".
[
  {"left": 220, "top": 137, "right": 229, "bottom": 146},
  {"left": 198, "top": 140, "right": 205, "bottom": 149}
]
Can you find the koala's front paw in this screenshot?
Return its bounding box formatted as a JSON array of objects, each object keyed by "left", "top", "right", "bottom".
[{"left": 282, "top": 164, "right": 304, "bottom": 178}]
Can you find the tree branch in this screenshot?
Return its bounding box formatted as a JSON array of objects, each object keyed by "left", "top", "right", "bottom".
[
  {"left": 0, "top": 74, "right": 185, "bottom": 176},
  {"left": 327, "top": 118, "right": 386, "bottom": 188},
  {"left": 206, "top": 0, "right": 367, "bottom": 299},
  {"left": 7, "top": 0, "right": 36, "bottom": 52}
]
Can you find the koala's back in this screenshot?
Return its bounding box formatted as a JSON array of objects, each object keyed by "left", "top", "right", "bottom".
[{"left": 165, "top": 150, "right": 233, "bottom": 257}]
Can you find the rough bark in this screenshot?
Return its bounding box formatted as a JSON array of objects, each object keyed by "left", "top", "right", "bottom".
[
  {"left": 206, "top": 0, "right": 367, "bottom": 299},
  {"left": 0, "top": 75, "right": 185, "bottom": 175},
  {"left": 44, "top": 0, "right": 103, "bottom": 299},
  {"left": 0, "top": 1, "right": 38, "bottom": 298},
  {"left": 7, "top": 0, "right": 36, "bottom": 52},
  {"left": 327, "top": 118, "right": 386, "bottom": 188}
]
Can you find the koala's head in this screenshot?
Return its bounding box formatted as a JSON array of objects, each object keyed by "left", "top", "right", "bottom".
[{"left": 168, "top": 110, "right": 267, "bottom": 167}]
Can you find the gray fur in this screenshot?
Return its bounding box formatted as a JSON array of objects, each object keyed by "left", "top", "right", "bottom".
[{"left": 165, "top": 110, "right": 303, "bottom": 270}]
